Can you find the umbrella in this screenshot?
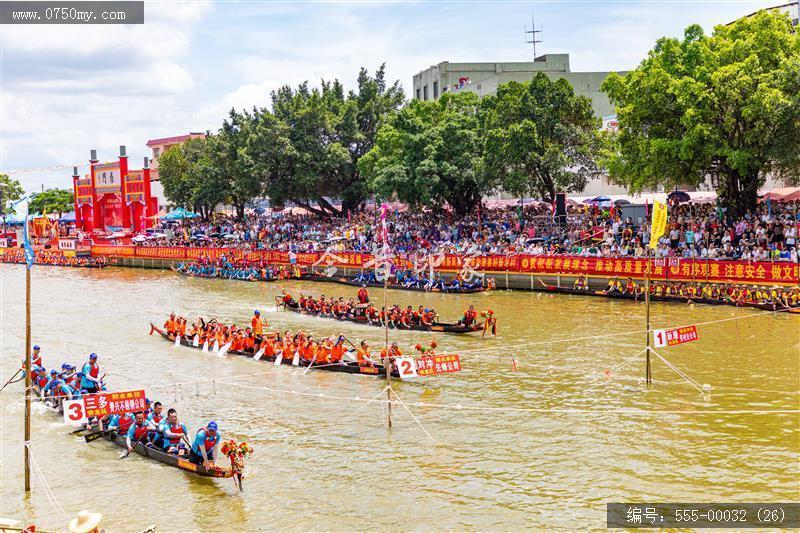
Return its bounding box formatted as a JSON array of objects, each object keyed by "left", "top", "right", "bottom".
[
  {"left": 131, "top": 235, "right": 148, "bottom": 242},
  {"left": 667, "top": 190, "right": 691, "bottom": 204},
  {"left": 585, "top": 196, "right": 612, "bottom": 207},
  {"left": 163, "top": 207, "right": 200, "bottom": 221},
  {"left": 613, "top": 199, "right": 631, "bottom": 206}
]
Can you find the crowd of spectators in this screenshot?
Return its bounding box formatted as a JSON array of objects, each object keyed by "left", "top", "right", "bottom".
[{"left": 130, "top": 199, "right": 799, "bottom": 262}]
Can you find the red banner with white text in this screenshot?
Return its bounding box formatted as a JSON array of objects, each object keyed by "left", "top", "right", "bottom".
[{"left": 90, "top": 246, "right": 800, "bottom": 285}]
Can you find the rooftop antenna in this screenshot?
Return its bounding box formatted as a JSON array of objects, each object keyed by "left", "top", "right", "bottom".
[{"left": 524, "top": 10, "right": 543, "bottom": 60}]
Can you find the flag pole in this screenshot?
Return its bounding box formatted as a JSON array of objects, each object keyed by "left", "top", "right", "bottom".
[
  {"left": 24, "top": 228, "right": 32, "bottom": 492},
  {"left": 379, "top": 203, "right": 392, "bottom": 428},
  {"left": 645, "top": 247, "right": 652, "bottom": 386}
]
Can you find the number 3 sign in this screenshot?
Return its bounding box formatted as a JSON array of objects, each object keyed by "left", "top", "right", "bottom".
[
  {"left": 63, "top": 399, "right": 87, "bottom": 425},
  {"left": 396, "top": 357, "right": 418, "bottom": 379}
]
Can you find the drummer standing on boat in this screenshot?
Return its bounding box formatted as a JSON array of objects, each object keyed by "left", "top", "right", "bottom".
[{"left": 80, "top": 353, "right": 102, "bottom": 394}]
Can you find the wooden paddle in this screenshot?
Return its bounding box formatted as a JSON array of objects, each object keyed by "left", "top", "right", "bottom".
[
  {"left": 0, "top": 368, "right": 23, "bottom": 392},
  {"left": 120, "top": 427, "right": 150, "bottom": 459},
  {"left": 84, "top": 429, "right": 110, "bottom": 443}
]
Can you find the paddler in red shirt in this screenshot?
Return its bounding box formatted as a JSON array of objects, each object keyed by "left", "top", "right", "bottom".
[
  {"left": 461, "top": 305, "right": 477, "bottom": 326},
  {"left": 357, "top": 286, "right": 369, "bottom": 304}
]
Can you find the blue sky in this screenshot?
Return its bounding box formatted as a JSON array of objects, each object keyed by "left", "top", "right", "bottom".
[{"left": 0, "top": 0, "right": 774, "bottom": 192}]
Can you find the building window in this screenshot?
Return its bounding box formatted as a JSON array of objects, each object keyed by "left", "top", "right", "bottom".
[
  {"left": 153, "top": 147, "right": 160, "bottom": 159},
  {"left": 433, "top": 81, "right": 439, "bottom": 98},
  {"left": 423, "top": 85, "right": 428, "bottom": 100},
  {"left": 416, "top": 88, "right": 421, "bottom": 100}
]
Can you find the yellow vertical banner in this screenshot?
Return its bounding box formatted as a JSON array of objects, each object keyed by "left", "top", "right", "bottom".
[{"left": 649, "top": 200, "right": 667, "bottom": 249}]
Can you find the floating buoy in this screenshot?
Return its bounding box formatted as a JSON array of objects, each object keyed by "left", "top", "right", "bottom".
[{"left": 604, "top": 369, "right": 611, "bottom": 378}]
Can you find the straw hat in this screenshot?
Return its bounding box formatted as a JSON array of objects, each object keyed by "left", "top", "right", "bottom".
[{"left": 68, "top": 510, "right": 103, "bottom": 533}]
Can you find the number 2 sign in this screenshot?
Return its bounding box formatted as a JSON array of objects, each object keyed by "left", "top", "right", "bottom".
[
  {"left": 63, "top": 399, "right": 87, "bottom": 425},
  {"left": 396, "top": 357, "right": 418, "bottom": 379}
]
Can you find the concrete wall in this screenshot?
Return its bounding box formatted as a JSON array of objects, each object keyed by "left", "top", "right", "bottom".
[{"left": 411, "top": 55, "right": 623, "bottom": 118}]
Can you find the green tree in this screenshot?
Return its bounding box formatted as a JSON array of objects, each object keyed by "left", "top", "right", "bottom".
[
  {"left": 214, "top": 110, "right": 262, "bottom": 220},
  {"left": 262, "top": 65, "right": 404, "bottom": 216},
  {"left": 28, "top": 188, "right": 74, "bottom": 215},
  {"left": 602, "top": 11, "right": 800, "bottom": 217},
  {"left": 361, "top": 91, "right": 495, "bottom": 215},
  {"left": 159, "top": 137, "right": 226, "bottom": 217},
  {"left": 482, "top": 73, "right": 602, "bottom": 202},
  {"left": 0, "top": 174, "right": 24, "bottom": 215}
]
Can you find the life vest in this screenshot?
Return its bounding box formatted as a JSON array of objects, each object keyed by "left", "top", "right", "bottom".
[
  {"left": 357, "top": 348, "right": 372, "bottom": 366},
  {"left": 166, "top": 423, "right": 185, "bottom": 445},
  {"left": 198, "top": 429, "right": 216, "bottom": 452},
  {"left": 117, "top": 415, "right": 134, "bottom": 433},
  {"left": 131, "top": 423, "right": 149, "bottom": 441},
  {"left": 87, "top": 362, "right": 99, "bottom": 379},
  {"left": 357, "top": 288, "right": 368, "bottom": 303},
  {"left": 330, "top": 344, "right": 344, "bottom": 363}
]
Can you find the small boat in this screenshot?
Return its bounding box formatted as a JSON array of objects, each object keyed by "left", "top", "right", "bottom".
[
  {"left": 536, "top": 283, "right": 800, "bottom": 313},
  {"left": 302, "top": 274, "right": 486, "bottom": 294},
  {"left": 88, "top": 429, "right": 238, "bottom": 479},
  {"left": 151, "top": 324, "right": 400, "bottom": 378},
  {"left": 278, "top": 299, "right": 486, "bottom": 334},
  {"left": 173, "top": 266, "right": 281, "bottom": 283},
  {"left": 31, "top": 389, "right": 241, "bottom": 482}
]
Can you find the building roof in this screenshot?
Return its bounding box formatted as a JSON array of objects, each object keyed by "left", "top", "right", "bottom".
[{"left": 146, "top": 133, "right": 204, "bottom": 147}]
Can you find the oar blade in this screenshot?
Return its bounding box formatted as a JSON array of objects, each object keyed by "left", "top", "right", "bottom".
[
  {"left": 193, "top": 334, "right": 200, "bottom": 347},
  {"left": 253, "top": 347, "right": 265, "bottom": 361}
]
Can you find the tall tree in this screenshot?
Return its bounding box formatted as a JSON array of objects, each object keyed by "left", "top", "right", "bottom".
[
  {"left": 482, "top": 73, "right": 602, "bottom": 202},
  {"left": 602, "top": 11, "right": 800, "bottom": 217},
  {"left": 214, "top": 110, "right": 263, "bottom": 220},
  {"left": 159, "top": 137, "right": 226, "bottom": 217},
  {"left": 28, "top": 188, "right": 74, "bottom": 215},
  {"left": 0, "top": 174, "right": 24, "bottom": 215},
  {"left": 361, "top": 91, "right": 495, "bottom": 215},
  {"left": 263, "top": 65, "right": 404, "bottom": 216}
]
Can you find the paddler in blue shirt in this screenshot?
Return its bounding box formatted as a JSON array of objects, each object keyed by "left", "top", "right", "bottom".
[
  {"left": 80, "top": 353, "right": 103, "bottom": 393},
  {"left": 190, "top": 421, "right": 221, "bottom": 466},
  {"left": 42, "top": 369, "right": 75, "bottom": 401},
  {"left": 125, "top": 411, "right": 152, "bottom": 452},
  {"left": 160, "top": 408, "right": 189, "bottom": 455}
]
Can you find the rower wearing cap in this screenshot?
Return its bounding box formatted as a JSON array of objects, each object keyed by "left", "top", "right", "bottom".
[
  {"left": 190, "top": 421, "right": 221, "bottom": 467},
  {"left": 31, "top": 345, "right": 42, "bottom": 367},
  {"left": 43, "top": 369, "right": 75, "bottom": 403},
  {"left": 80, "top": 353, "right": 102, "bottom": 394},
  {"left": 251, "top": 310, "right": 267, "bottom": 350}
]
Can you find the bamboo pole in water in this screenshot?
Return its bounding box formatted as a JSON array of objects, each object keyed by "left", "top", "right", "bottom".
[{"left": 24, "top": 266, "right": 31, "bottom": 492}]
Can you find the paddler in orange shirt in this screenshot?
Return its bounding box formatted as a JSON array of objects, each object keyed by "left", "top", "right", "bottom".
[
  {"left": 251, "top": 310, "right": 266, "bottom": 348},
  {"left": 380, "top": 341, "right": 402, "bottom": 362},
  {"left": 357, "top": 340, "right": 374, "bottom": 368},
  {"left": 330, "top": 337, "right": 346, "bottom": 364},
  {"left": 164, "top": 313, "right": 177, "bottom": 335}
]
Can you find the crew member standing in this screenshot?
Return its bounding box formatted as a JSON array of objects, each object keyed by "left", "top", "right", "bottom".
[
  {"left": 80, "top": 353, "right": 103, "bottom": 394},
  {"left": 357, "top": 285, "right": 369, "bottom": 304}
]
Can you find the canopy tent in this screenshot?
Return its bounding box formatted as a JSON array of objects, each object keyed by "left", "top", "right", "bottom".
[
  {"left": 59, "top": 211, "right": 76, "bottom": 223},
  {"left": 762, "top": 187, "right": 800, "bottom": 202},
  {"left": 163, "top": 207, "right": 200, "bottom": 221}
]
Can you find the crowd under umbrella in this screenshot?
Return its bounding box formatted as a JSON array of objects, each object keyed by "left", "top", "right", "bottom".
[
  {"left": 585, "top": 195, "right": 612, "bottom": 208},
  {"left": 163, "top": 207, "right": 200, "bottom": 221},
  {"left": 667, "top": 190, "right": 691, "bottom": 204}
]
